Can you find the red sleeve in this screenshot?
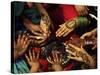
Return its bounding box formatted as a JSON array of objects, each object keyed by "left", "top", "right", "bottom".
[{"left": 60, "top": 5, "right": 78, "bottom": 21}]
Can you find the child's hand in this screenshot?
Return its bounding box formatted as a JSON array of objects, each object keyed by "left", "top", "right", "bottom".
[
  {"left": 47, "top": 51, "right": 63, "bottom": 71},
  {"left": 25, "top": 50, "right": 40, "bottom": 72},
  {"left": 14, "top": 31, "right": 30, "bottom": 60}
]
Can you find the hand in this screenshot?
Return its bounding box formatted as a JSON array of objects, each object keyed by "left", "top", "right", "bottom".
[
  {"left": 47, "top": 51, "right": 63, "bottom": 71},
  {"left": 25, "top": 50, "right": 40, "bottom": 73},
  {"left": 23, "top": 16, "right": 50, "bottom": 46},
  {"left": 81, "top": 32, "right": 93, "bottom": 39},
  {"left": 56, "top": 20, "right": 75, "bottom": 37},
  {"left": 80, "top": 28, "right": 97, "bottom": 50},
  {"left": 40, "top": 13, "right": 51, "bottom": 36},
  {"left": 23, "top": 17, "right": 44, "bottom": 36},
  {"left": 14, "top": 31, "right": 30, "bottom": 60},
  {"left": 80, "top": 28, "right": 97, "bottom": 39},
  {"left": 65, "top": 44, "right": 96, "bottom": 68},
  {"left": 29, "top": 32, "right": 49, "bottom": 46},
  {"left": 75, "top": 5, "right": 89, "bottom": 16}
]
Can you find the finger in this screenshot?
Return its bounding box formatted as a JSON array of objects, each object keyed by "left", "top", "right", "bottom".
[
  {"left": 86, "top": 7, "right": 89, "bottom": 11},
  {"left": 80, "top": 35, "right": 85, "bottom": 39},
  {"left": 32, "top": 31, "right": 43, "bottom": 36},
  {"left": 92, "top": 45, "right": 97, "bottom": 50},
  {"left": 47, "top": 56, "right": 53, "bottom": 64},
  {"left": 58, "top": 28, "right": 68, "bottom": 37},
  {"left": 25, "top": 54, "right": 30, "bottom": 62},
  {"left": 23, "top": 36, "right": 28, "bottom": 46},
  {"left": 84, "top": 8, "right": 88, "bottom": 15},
  {"left": 29, "top": 50, "right": 33, "bottom": 61},
  {"left": 83, "top": 9, "right": 87, "bottom": 15},
  {"left": 17, "top": 32, "right": 21, "bottom": 44},
  {"left": 20, "top": 34, "right": 26, "bottom": 45},
  {"left": 80, "top": 9, "right": 84, "bottom": 16},
  {"left": 63, "top": 29, "right": 73, "bottom": 37},
  {"left": 32, "top": 50, "right": 35, "bottom": 59},
  {"left": 67, "top": 56, "right": 83, "bottom": 62},
  {"left": 35, "top": 38, "right": 45, "bottom": 44},
  {"left": 24, "top": 39, "right": 31, "bottom": 50},
  {"left": 36, "top": 53, "right": 39, "bottom": 60},
  {"left": 60, "top": 54, "right": 62, "bottom": 62},
  {"left": 56, "top": 28, "right": 62, "bottom": 36},
  {"left": 56, "top": 24, "right": 65, "bottom": 35},
  {"left": 59, "top": 25, "right": 62, "bottom": 27},
  {"left": 52, "top": 51, "right": 56, "bottom": 62},
  {"left": 68, "top": 44, "right": 81, "bottom": 51},
  {"left": 55, "top": 52, "right": 59, "bottom": 62},
  {"left": 66, "top": 50, "right": 76, "bottom": 56},
  {"left": 56, "top": 26, "right": 66, "bottom": 37},
  {"left": 78, "top": 10, "right": 82, "bottom": 16},
  {"left": 29, "top": 35, "right": 43, "bottom": 40}
]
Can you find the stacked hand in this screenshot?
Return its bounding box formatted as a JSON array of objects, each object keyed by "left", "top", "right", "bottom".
[
  {"left": 47, "top": 51, "right": 63, "bottom": 71},
  {"left": 14, "top": 31, "right": 30, "bottom": 60},
  {"left": 25, "top": 50, "right": 40, "bottom": 73}
]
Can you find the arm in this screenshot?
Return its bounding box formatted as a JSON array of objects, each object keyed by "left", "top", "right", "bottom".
[
  {"left": 56, "top": 17, "right": 90, "bottom": 37},
  {"left": 65, "top": 44, "right": 96, "bottom": 68}
]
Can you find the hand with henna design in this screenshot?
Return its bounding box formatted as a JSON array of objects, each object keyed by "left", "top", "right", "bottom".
[
  {"left": 47, "top": 51, "right": 63, "bottom": 71},
  {"left": 56, "top": 20, "right": 75, "bottom": 37},
  {"left": 25, "top": 50, "right": 40, "bottom": 73},
  {"left": 14, "top": 31, "right": 30, "bottom": 61},
  {"left": 65, "top": 44, "right": 96, "bottom": 68}
]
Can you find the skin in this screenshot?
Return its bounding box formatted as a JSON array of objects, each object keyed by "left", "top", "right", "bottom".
[
  {"left": 22, "top": 3, "right": 51, "bottom": 45},
  {"left": 65, "top": 43, "right": 96, "bottom": 68},
  {"left": 47, "top": 51, "right": 63, "bottom": 71},
  {"left": 56, "top": 20, "right": 75, "bottom": 37},
  {"left": 25, "top": 50, "right": 40, "bottom": 73},
  {"left": 75, "top": 5, "right": 89, "bottom": 16},
  {"left": 14, "top": 31, "right": 30, "bottom": 61},
  {"left": 80, "top": 28, "right": 97, "bottom": 50}
]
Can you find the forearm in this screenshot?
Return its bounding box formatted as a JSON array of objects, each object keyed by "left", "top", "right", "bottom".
[
  {"left": 35, "top": 4, "right": 48, "bottom": 15},
  {"left": 35, "top": 3, "right": 51, "bottom": 28}
]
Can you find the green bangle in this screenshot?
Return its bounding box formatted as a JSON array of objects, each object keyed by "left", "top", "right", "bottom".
[{"left": 75, "top": 17, "right": 90, "bottom": 27}]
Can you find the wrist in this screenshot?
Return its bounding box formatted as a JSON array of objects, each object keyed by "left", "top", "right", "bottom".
[
  {"left": 52, "top": 64, "right": 63, "bottom": 71},
  {"left": 75, "top": 17, "right": 90, "bottom": 28},
  {"left": 29, "top": 66, "right": 39, "bottom": 73},
  {"left": 84, "top": 53, "right": 96, "bottom": 68}
]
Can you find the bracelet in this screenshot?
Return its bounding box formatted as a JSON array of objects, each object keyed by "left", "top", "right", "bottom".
[{"left": 75, "top": 17, "right": 90, "bottom": 27}]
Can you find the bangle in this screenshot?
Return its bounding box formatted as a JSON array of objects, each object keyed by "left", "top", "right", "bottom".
[{"left": 75, "top": 17, "right": 90, "bottom": 27}]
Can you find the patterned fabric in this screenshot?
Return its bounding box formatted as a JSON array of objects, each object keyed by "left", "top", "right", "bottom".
[{"left": 12, "top": 59, "right": 29, "bottom": 74}]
